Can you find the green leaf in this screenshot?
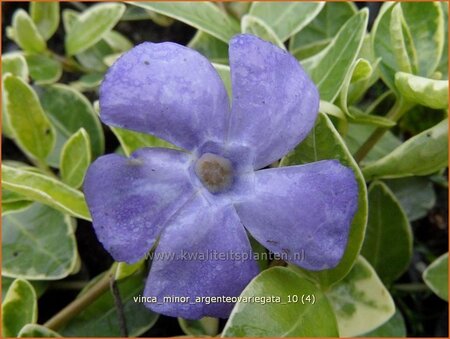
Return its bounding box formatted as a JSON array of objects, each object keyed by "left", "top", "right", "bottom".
[
  {"left": 60, "top": 272, "right": 159, "bottom": 336},
  {"left": 37, "top": 84, "right": 104, "bottom": 166},
  {"left": 3, "top": 74, "right": 55, "bottom": 161},
  {"left": 18, "top": 324, "right": 61, "bottom": 338},
  {"left": 222, "top": 267, "right": 338, "bottom": 337},
  {"left": 24, "top": 54, "right": 62, "bottom": 85},
  {"left": 395, "top": 72, "right": 448, "bottom": 109},
  {"left": 249, "top": 2, "right": 324, "bottom": 42},
  {"left": 60, "top": 128, "right": 91, "bottom": 189},
  {"left": 289, "top": 2, "right": 357, "bottom": 59},
  {"left": 327, "top": 256, "right": 395, "bottom": 337},
  {"left": 2, "top": 203, "right": 78, "bottom": 280},
  {"left": 362, "top": 119, "right": 448, "bottom": 180},
  {"left": 65, "top": 3, "right": 125, "bottom": 55},
  {"left": 339, "top": 57, "right": 373, "bottom": 104},
  {"left": 241, "top": 15, "right": 284, "bottom": 49},
  {"left": 302, "top": 9, "right": 368, "bottom": 102},
  {"left": 2, "top": 53, "right": 29, "bottom": 139},
  {"left": 2, "top": 53, "right": 29, "bottom": 79},
  {"left": 1, "top": 279, "right": 37, "bottom": 337},
  {"left": 401, "top": 2, "right": 444, "bottom": 77},
  {"left": 188, "top": 31, "right": 229, "bottom": 64},
  {"left": 423, "top": 252, "right": 448, "bottom": 301},
  {"left": 360, "top": 309, "right": 407, "bottom": 337},
  {"left": 30, "top": 2, "right": 60, "bottom": 40},
  {"left": 178, "top": 317, "right": 219, "bottom": 337},
  {"left": 373, "top": 2, "right": 444, "bottom": 90},
  {"left": 386, "top": 176, "right": 436, "bottom": 221},
  {"left": 345, "top": 124, "right": 401, "bottom": 165},
  {"left": 389, "top": 4, "right": 417, "bottom": 75},
  {"left": 129, "top": 2, "right": 240, "bottom": 43},
  {"left": 1, "top": 165, "right": 90, "bottom": 221},
  {"left": 361, "top": 182, "right": 412, "bottom": 285},
  {"left": 347, "top": 36, "right": 382, "bottom": 105},
  {"left": 111, "top": 127, "right": 176, "bottom": 157},
  {"left": 280, "top": 113, "right": 368, "bottom": 288},
  {"left": 12, "top": 9, "right": 46, "bottom": 53}
]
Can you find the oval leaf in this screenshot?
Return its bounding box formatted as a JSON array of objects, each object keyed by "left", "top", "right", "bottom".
[
  {"left": 1, "top": 279, "right": 37, "bottom": 338},
  {"left": 395, "top": 71, "right": 448, "bottom": 109},
  {"left": 3, "top": 74, "right": 55, "bottom": 161},
  {"left": 30, "top": 2, "right": 60, "bottom": 40},
  {"left": 281, "top": 112, "right": 368, "bottom": 288},
  {"left": 3, "top": 203, "right": 78, "bottom": 280},
  {"left": 1, "top": 165, "right": 90, "bottom": 220},
  {"left": 362, "top": 119, "right": 448, "bottom": 180},
  {"left": 423, "top": 252, "right": 448, "bottom": 301},
  {"left": 222, "top": 267, "right": 339, "bottom": 337},
  {"left": 361, "top": 181, "right": 413, "bottom": 284},
  {"left": 12, "top": 9, "right": 46, "bottom": 53},
  {"left": 65, "top": 3, "right": 125, "bottom": 55},
  {"left": 60, "top": 128, "right": 91, "bottom": 188},
  {"left": 326, "top": 256, "right": 395, "bottom": 337}
]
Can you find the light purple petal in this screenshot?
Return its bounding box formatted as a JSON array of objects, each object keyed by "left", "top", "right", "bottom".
[
  {"left": 100, "top": 42, "right": 230, "bottom": 151},
  {"left": 144, "top": 194, "right": 259, "bottom": 319},
  {"left": 234, "top": 160, "right": 358, "bottom": 270},
  {"left": 84, "top": 148, "right": 195, "bottom": 263},
  {"left": 228, "top": 34, "right": 319, "bottom": 169}
]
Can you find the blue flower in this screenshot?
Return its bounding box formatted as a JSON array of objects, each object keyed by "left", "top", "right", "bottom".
[{"left": 84, "top": 34, "right": 358, "bottom": 319}]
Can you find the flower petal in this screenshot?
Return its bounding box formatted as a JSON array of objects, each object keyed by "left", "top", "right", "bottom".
[
  {"left": 84, "top": 148, "right": 195, "bottom": 263},
  {"left": 228, "top": 34, "right": 319, "bottom": 169},
  {"left": 100, "top": 42, "right": 230, "bottom": 150},
  {"left": 144, "top": 194, "right": 259, "bottom": 319},
  {"left": 234, "top": 160, "right": 358, "bottom": 270}
]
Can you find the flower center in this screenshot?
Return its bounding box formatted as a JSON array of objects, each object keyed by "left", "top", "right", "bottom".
[{"left": 195, "top": 153, "right": 234, "bottom": 193}]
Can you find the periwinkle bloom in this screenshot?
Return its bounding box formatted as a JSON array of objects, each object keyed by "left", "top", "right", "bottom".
[{"left": 84, "top": 34, "right": 358, "bottom": 319}]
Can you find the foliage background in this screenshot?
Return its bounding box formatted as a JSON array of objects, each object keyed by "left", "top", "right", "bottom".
[{"left": 1, "top": 1, "right": 448, "bottom": 338}]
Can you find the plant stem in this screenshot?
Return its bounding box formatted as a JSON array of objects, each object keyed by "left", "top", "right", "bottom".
[
  {"left": 110, "top": 276, "right": 129, "bottom": 337},
  {"left": 394, "top": 283, "right": 429, "bottom": 293},
  {"left": 44, "top": 270, "right": 112, "bottom": 330},
  {"left": 354, "top": 98, "right": 413, "bottom": 163}
]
